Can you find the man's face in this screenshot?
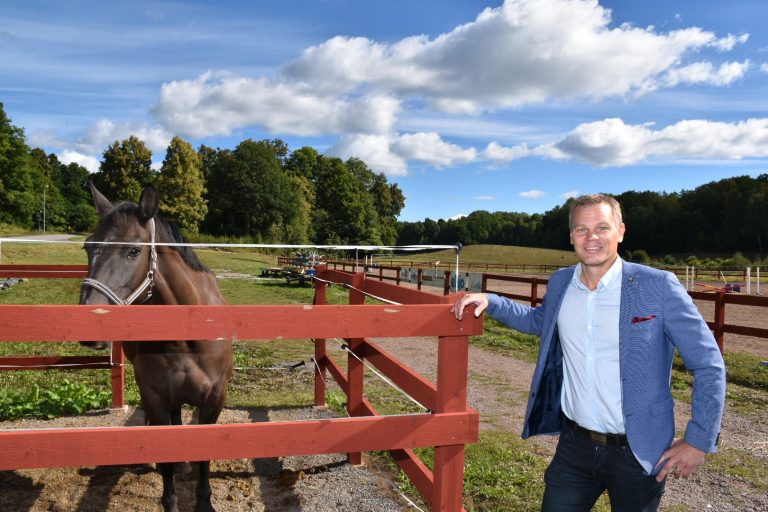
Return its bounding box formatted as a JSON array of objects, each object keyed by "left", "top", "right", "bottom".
[{"left": 570, "top": 202, "right": 625, "bottom": 271}]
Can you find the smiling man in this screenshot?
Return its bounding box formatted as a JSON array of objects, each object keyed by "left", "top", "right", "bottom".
[{"left": 452, "top": 193, "right": 725, "bottom": 512}]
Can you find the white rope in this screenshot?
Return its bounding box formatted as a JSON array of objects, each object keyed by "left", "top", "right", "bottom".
[
  {"left": 396, "top": 489, "right": 427, "bottom": 511},
  {"left": 312, "top": 275, "right": 402, "bottom": 305},
  {"left": 0, "top": 238, "right": 459, "bottom": 252},
  {"left": 0, "top": 362, "right": 120, "bottom": 369},
  {"left": 335, "top": 338, "right": 428, "bottom": 413}
]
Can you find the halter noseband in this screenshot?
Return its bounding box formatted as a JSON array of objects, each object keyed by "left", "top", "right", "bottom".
[{"left": 81, "top": 217, "right": 158, "bottom": 305}]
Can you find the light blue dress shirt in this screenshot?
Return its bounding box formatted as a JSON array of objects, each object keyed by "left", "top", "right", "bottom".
[{"left": 557, "top": 257, "right": 624, "bottom": 434}]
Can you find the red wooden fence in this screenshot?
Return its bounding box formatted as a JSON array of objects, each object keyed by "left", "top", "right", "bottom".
[
  {"left": 0, "top": 263, "right": 482, "bottom": 511},
  {"left": 482, "top": 272, "right": 768, "bottom": 352},
  {"left": 0, "top": 264, "right": 127, "bottom": 407}
]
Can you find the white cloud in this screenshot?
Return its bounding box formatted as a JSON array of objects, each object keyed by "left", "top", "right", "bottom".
[
  {"left": 554, "top": 117, "right": 768, "bottom": 166},
  {"left": 663, "top": 60, "right": 750, "bottom": 87},
  {"left": 329, "top": 134, "right": 408, "bottom": 176},
  {"left": 761, "top": 63, "right": 768, "bottom": 73},
  {"left": 709, "top": 33, "right": 749, "bottom": 52},
  {"left": 58, "top": 149, "right": 100, "bottom": 173},
  {"left": 392, "top": 132, "right": 476, "bottom": 168},
  {"left": 484, "top": 141, "right": 532, "bottom": 162},
  {"left": 153, "top": 71, "right": 400, "bottom": 138},
  {"left": 561, "top": 190, "right": 580, "bottom": 199},
  {"left": 520, "top": 189, "right": 546, "bottom": 199},
  {"left": 75, "top": 119, "right": 171, "bottom": 155},
  {"left": 475, "top": 195, "right": 496, "bottom": 201},
  {"left": 486, "top": 117, "right": 768, "bottom": 167},
  {"left": 329, "top": 131, "right": 478, "bottom": 175},
  {"left": 147, "top": 0, "right": 747, "bottom": 173},
  {"left": 449, "top": 213, "right": 467, "bottom": 220},
  {"left": 280, "top": 0, "right": 741, "bottom": 113}
]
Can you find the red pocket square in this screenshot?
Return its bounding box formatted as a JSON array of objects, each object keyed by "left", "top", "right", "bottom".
[{"left": 632, "top": 315, "right": 656, "bottom": 323}]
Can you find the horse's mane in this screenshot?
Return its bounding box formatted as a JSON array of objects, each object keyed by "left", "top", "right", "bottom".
[{"left": 106, "top": 203, "right": 210, "bottom": 273}]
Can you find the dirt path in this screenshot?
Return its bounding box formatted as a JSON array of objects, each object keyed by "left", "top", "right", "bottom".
[{"left": 372, "top": 336, "right": 768, "bottom": 512}]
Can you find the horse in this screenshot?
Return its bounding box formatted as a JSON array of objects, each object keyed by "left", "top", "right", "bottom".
[{"left": 79, "top": 183, "right": 233, "bottom": 512}]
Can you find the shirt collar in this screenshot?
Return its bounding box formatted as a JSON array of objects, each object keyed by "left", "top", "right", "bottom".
[{"left": 572, "top": 257, "right": 623, "bottom": 292}]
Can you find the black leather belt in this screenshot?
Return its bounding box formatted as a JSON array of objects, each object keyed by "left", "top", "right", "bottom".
[{"left": 565, "top": 417, "right": 628, "bottom": 447}]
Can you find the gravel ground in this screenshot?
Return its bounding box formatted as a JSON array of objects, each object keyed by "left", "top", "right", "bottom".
[{"left": 0, "top": 404, "right": 408, "bottom": 512}]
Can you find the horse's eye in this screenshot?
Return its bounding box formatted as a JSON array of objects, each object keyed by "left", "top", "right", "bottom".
[{"left": 128, "top": 247, "right": 142, "bottom": 259}]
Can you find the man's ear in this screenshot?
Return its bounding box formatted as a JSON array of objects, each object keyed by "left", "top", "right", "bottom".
[{"left": 618, "top": 223, "right": 626, "bottom": 243}]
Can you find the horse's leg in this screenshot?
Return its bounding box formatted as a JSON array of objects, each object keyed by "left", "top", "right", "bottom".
[
  {"left": 157, "top": 407, "right": 184, "bottom": 512},
  {"left": 194, "top": 390, "right": 227, "bottom": 512},
  {"left": 159, "top": 462, "right": 178, "bottom": 512}
]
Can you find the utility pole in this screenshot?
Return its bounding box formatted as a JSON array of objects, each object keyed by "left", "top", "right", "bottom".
[{"left": 43, "top": 184, "right": 48, "bottom": 234}]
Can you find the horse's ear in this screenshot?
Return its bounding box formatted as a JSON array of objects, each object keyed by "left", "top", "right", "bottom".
[
  {"left": 138, "top": 185, "right": 160, "bottom": 223},
  {"left": 89, "top": 182, "right": 113, "bottom": 218}
]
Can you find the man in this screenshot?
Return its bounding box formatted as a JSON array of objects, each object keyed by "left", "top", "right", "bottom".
[{"left": 452, "top": 194, "right": 725, "bottom": 512}]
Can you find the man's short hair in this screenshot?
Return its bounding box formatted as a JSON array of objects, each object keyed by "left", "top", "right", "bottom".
[{"left": 568, "top": 194, "right": 623, "bottom": 230}]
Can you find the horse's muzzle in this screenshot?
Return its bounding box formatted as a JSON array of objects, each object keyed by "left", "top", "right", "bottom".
[{"left": 80, "top": 341, "right": 111, "bottom": 350}]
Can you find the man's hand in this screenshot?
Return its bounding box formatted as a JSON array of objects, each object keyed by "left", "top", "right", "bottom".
[
  {"left": 450, "top": 293, "right": 489, "bottom": 320},
  {"left": 654, "top": 438, "right": 707, "bottom": 482}
]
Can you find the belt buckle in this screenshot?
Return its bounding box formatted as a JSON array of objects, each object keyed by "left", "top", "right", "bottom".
[{"left": 589, "top": 431, "right": 609, "bottom": 444}]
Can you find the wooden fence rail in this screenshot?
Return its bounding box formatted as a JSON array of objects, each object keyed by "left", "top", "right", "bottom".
[{"left": 482, "top": 272, "right": 768, "bottom": 353}]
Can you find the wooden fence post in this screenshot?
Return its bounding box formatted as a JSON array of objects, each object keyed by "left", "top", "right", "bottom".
[
  {"left": 433, "top": 295, "right": 469, "bottom": 511},
  {"left": 313, "top": 274, "right": 328, "bottom": 407},
  {"left": 714, "top": 290, "right": 725, "bottom": 353},
  {"left": 530, "top": 278, "right": 539, "bottom": 307},
  {"left": 346, "top": 271, "right": 366, "bottom": 465},
  {"left": 110, "top": 341, "right": 125, "bottom": 409}
]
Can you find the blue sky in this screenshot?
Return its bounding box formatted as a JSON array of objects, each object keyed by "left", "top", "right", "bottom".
[{"left": 2, "top": 0, "right": 767, "bottom": 222}]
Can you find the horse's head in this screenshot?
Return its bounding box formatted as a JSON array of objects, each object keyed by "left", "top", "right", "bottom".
[{"left": 79, "top": 183, "right": 159, "bottom": 350}]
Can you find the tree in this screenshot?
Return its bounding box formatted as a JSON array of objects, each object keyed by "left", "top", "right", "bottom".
[
  {"left": 370, "top": 173, "right": 405, "bottom": 245},
  {"left": 54, "top": 160, "right": 98, "bottom": 232},
  {"left": 284, "top": 146, "right": 319, "bottom": 180},
  {"left": 93, "top": 135, "right": 154, "bottom": 202},
  {"left": 156, "top": 136, "right": 207, "bottom": 233},
  {"left": 0, "top": 103, "right": 40, "bottom": 226},
  {"left": 313, "top": 156, "right": 367, "bottom": 244},
  {"left": 202, "top": 139, "right": 302, "bottom": 241}
]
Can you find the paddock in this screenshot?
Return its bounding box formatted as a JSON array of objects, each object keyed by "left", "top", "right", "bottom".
[{"left": 0, "top": 264, "right": 483, "bottom": 512}]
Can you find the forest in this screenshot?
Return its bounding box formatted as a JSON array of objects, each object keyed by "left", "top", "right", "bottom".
[
  {"left": 0, "top": 103, "right": 404, "bottom": 246},
  {"left": 1, "top": 102, "right": 766, "bottom": 257},
  {"left": 397, "top": 174, "right": 768, "bottom": 258}
]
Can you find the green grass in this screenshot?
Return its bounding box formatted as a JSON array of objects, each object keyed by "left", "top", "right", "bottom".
[
  {"left": 469, "top": 317, "right": 541, "bottom": 363},
  {"left": 704, "top": 447, "right": 768, "bottom": 491}
]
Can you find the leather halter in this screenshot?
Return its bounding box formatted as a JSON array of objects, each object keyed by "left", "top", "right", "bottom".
[{"left": 81, "top": 218, "right": 158, "bottom": 305}]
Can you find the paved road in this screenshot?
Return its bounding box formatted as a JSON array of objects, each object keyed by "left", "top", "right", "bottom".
[{"left": 1, "top": 233, "right": 78, "bottom": 241}]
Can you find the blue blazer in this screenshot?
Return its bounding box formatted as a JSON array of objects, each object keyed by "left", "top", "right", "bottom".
[{"left": 487, "top": 260, "right": 726, "bottom": 475}]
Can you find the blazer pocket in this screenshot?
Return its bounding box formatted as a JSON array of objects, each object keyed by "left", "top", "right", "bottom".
[{"left": 650, "top": 396, "right": 674, "bottom": 417}]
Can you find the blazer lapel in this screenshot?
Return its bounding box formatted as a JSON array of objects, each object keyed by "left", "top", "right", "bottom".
[{"left": 619, "top": 261, "right": 640, "bottom": 353}]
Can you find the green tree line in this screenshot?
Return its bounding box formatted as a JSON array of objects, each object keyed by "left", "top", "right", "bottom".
[
  {"left": 396, "top": 175, "right": 768, "bottom": 257},
  {"left": 2, "top": 102, "right": 766, "bottom": 255},
  {"left": 0, "top": 103, "right": 404, "bottom": 245}
]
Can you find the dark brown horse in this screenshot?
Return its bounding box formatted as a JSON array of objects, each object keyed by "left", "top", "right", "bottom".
[{"left": 80, "top": 183, "right": 233, "bottom": 512}]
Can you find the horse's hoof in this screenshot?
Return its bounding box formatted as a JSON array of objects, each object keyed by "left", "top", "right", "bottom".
[{"left": 161, "top": 495, "right": 179, "bottom": 512}]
